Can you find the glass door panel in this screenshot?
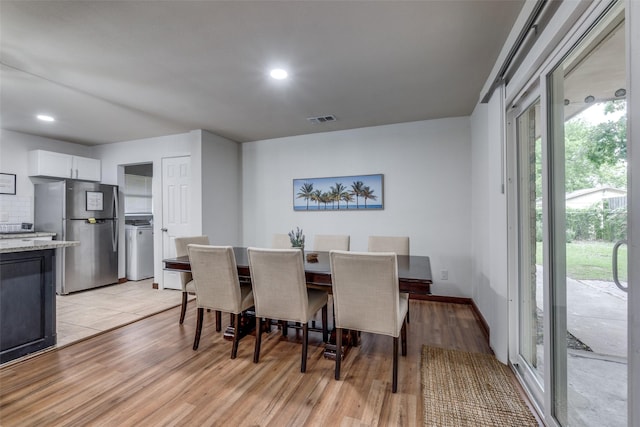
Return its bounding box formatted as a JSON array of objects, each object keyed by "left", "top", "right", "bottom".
[
  {"left": 515, "top": 99, "right": 545, "bottom": 401},
  {"left": 548, "top": 3, "right": 627, "bottom": 425}
]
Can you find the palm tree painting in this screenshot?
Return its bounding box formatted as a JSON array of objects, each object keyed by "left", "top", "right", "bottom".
[
  {"left": 296, "top": 182, "right": 314, "bottom": 210},
  {"left": 293, "top": 174, "right": 383, "bottom": 211},
  {"left": 350, "top": 181, "right": 365, "bottom": 208},
  {"left": 361, "top": 185, "right": 378, "bottom": 207}
]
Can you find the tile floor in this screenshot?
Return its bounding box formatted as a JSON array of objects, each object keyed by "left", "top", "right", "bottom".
[{"left": 56, "top": 279, "right": 189, "bottom": 347}]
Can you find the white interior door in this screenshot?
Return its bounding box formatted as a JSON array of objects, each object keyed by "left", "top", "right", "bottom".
[{"left": 162, "top": 156, "right": 191, "bottom": 290}]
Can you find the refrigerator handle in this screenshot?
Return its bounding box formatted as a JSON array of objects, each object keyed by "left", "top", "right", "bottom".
[
  {"left": 112, "top": 186, "right": 119, "bottom": 252},
  {"left": 112, "top": 186, "right": 119, "bottom": 219}
]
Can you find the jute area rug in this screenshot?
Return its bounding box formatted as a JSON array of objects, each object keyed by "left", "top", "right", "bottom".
[{"left": 421, "top": 345, "right": 539, "bottom": 427}]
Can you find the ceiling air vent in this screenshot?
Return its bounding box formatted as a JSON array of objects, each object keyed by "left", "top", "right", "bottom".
[{"left": 307, "top": 114, "right": 337, "bottom": 124}]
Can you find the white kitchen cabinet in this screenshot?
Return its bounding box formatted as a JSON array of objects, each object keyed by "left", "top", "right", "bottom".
[
  {"left": 29, "top": 150, "right": 101, "bottom": 181},
  {"left": 71, "top": 156, "right": 101, "bottom": 181}
]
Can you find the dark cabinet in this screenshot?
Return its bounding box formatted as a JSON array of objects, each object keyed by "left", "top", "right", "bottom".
[{"left": 0, "top": 249, "right": 56, "bottom": 363}]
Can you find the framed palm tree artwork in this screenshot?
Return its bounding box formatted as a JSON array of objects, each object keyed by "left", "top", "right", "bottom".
[{"left": 293, "top": 174, "right": 383, "bottom": 211}]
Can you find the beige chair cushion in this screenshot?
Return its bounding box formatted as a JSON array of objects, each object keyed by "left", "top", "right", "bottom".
[
  {"left": 174, "top": 236, "right": 209, "bottom": 292},
  {"left": 367, "top": 236, "right": 410, "bottom": 256},
  {"left": 247, "top": 247, "right": 328, "bottom": 323},
  {"left": 187, "top": 244, "right": 254, "bottom": 314},
  {"left": 329, "top": 250, "right": 407, "bottom": 338},
  {"left": 271, "top": 233, "right": 292, "bottom": 249},
  {"left": 313, "top": 235, "right": 350, "bottom": 252},
  {"left": 185, "top": 280, "right": 196, "bottom": 294}
]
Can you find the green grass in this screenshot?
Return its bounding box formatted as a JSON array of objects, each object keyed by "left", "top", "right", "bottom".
[{"left": 536, "top": 241, "right": 628, "bottom": 282}]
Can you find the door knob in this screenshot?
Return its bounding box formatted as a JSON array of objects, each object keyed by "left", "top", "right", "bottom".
[{"left": 161, "top": 228, "right": 168, "bottom": 232}]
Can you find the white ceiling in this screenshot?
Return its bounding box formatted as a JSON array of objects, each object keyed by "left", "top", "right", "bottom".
[{"left": 0, "top": 1, "right": 524, "bottom": 146}]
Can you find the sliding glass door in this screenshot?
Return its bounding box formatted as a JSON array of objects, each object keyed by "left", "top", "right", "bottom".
[
  {"left": 512, "top": 96, "right": 545, "bottom": 407},
  {"left": 547, "top": 3, "right": 627, "bottom": 424},
  {"left": 512, "top": 2, "right": 628, "bottom": 425}
]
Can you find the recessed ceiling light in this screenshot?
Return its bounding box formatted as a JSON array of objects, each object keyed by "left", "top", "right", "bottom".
[
  {"left": 269, "top": 68, "right": 288, "bottom": 80},
  {"left": 37, "top": 114, "right": 55, "bottom": 122}
]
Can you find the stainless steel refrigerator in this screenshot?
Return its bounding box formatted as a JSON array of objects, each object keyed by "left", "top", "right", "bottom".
[{"left": 35, "top": 180, "right": 119, "bottom": 295}]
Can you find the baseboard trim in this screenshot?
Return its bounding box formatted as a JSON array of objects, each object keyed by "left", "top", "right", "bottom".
[
  {"left": 411, "top": 294, "right": 491, "bottom": 344},
  {"left": 470, "top": 299, "right": 490, "bottom": 342},
  {"left": 410, "top": 294, "right": 471, "bottom": 305},
  {"left": 118, "top": 277, "right": 127, "bottom": 284}
]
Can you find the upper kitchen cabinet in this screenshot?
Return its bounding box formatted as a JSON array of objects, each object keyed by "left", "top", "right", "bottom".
[{"left": 28, "top": 150, "right": 101, "bottom": 182}]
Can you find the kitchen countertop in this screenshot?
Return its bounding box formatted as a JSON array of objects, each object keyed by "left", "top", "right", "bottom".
[
  {"left": 0, "top": 232, "right": 57, "bottom": 240},
  {"left": 0, "top": 239, "right": 79, "bottom": 254}
]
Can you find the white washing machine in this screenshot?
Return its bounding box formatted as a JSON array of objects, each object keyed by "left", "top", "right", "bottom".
[{"left": 125, "top": 224, "right": 154, "bottom": 280}]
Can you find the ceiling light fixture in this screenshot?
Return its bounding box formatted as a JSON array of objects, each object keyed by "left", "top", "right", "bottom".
[
  {"left": 37, "top": 114, "right": 55, "bottom": 122},
  {"left": 584, "top": 95, "right": 595, "bottom": 103},
  {"left": 614, "top": 88, "right": 626, "bottom": 97},
  {"left": 269, "top": 68, "right": 288, "bottom": 80}
]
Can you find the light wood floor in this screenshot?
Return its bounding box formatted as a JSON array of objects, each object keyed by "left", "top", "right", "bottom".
[{"left": 1, "top": 300, "right": 493, "bottom": 426}]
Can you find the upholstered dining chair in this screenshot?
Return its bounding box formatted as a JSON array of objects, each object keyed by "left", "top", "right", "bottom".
[
  {"left": 187, "top": 244, "right": 254, "bottom": 358},
  {"left": 368, "top": 235, "right": 411, "bottom": 322},
  {"left": 313, "top": 234, "right": 350, "bottom": 252},
  {"left": 367, "top": 236, "right": 410, "bottom": 256},
  {"left": 174, "top": 235, "right": 209, "bottom": 324},
  {"left": 271, "top": 233, "right": 292, "bottom": 249},
  {"left": 247, "top": 247, "right": 329, "bottom": 373},
  {"left": 329, "top": 250, "right": 408, "bottom": 393}
]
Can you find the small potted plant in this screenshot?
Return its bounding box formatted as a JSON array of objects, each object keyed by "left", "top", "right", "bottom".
[{"left": 288, "top": 227, "right": 305, "bottom": 249}]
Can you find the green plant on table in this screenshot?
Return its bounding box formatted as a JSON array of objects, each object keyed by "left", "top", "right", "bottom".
[{"left": 288, "top": 227, "right": 305, "bottom": 248}]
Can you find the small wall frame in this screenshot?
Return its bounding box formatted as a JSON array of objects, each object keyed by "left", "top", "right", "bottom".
[{"left": 0, "top": 173, "right": 16, "bottom": 195}]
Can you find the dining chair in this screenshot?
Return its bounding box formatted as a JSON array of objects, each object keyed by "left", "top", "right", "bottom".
[
  {"left": 271, "top": 233, "right": 292, "bottom": 249},
  {"left": 329, "top": 250, "right": 408, "bottom": 393},
  {"left": 187, "top": 244, "right": 254, "bottom": 358},
  {"left": 174, "top": 235, "right": 210, "bottom": 325},
  {"left": 247, "top": 247, "right": 329, "bottom": 373},
  {"left": 367, "top": 236, "right": 410, "bottom": 256},
  {"left": 368, "top": 235, "right": 411, "bottom": 323},
  {"left": 313, "top": 234, "right": 350, "bottom": 252}
]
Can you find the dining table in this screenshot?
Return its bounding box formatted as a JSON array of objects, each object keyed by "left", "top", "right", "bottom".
[{"left": 163, "top": 247, "right": 433, "bottom": 358}]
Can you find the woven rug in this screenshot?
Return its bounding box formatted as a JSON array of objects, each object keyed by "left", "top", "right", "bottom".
[{"left": 421, "top": 345, "right": 538, "bottom": 427}]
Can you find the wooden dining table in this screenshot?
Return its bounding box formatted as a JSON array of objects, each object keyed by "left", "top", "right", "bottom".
[
  {"left": 163, "top": 247, "right": 433, "bottom": 358},
  {"left": 163, "top": 247, "right": 433, "bottom": 295}
]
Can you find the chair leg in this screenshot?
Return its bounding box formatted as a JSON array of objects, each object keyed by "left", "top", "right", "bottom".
[
  {"left": 406, "top": 302, "right": 410, "bottom": 324},
  {"left": 401, "top": 318, "right": 407, "bottom": 356},
  {"left": 322, "top": 304, "right": 328, "bottom": 343},
  {"left": 392, "top": 336, "right": 399, "bottom": 393},
  {"left": 281, "top": 320, "right": 288, "bottom": 336},
  {"left": 216, "top": 311, "right": 223, "bottom": 332},
  {"left": 335, "top": 327, "right": 342, "bottom": 380},
  {"left": 179, "top": 291, "right": 188, "bottom": 324},
  {"left": 193, "top": 307, "right": 204, "bottom": 350},
  {"left": 301, "top": 323, "right": 308, "bottom": 373},
  {"left": 231, "top": 312, "right": 241, "bottom": 359},
  {"left": 254, "top": 317, "right": 262, "bottom": 363}
]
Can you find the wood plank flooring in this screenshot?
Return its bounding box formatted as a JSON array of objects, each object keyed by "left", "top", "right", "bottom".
[{"left": 0, "top": 300, "right": 493, "bottom": 426}]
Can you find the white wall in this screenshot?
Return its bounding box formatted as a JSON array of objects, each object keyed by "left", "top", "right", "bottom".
[
  {"left": 94, "top": 131, "right": 195, "bottom": 281},
  {"left": 0, "top": 129, "right": 95, "bottom": 225},
  {"left": 242, "top": 118, "right": 473, "bottom": 297},
  {"left": 95, "top": 129, "right": 242, "bottom": 282},
  {"left": 199, "top": 130, "right": 242, "bottom": 246},
  {"left": 469, "top": 88, "right": 509, "bottom": 363}
]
